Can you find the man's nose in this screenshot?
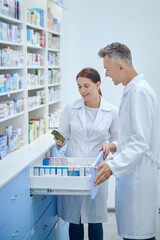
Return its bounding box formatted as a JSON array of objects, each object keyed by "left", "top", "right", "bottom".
[{"left": 105, "top": 71, "right": 109, "bottom": 77}]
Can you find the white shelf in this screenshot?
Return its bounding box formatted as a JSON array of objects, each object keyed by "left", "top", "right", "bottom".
[
  {"left": 48, "top": 83, "right": 61, "bottom": 87},
  {"left": 28, "top": 104, "right": 46, "bottom": 112},
  {"left": 27, "top": 44, "right": 44, "bottom": 50},
  {"left": 0, "top": 111, "right": 25, "bottom": 123},
  {"left": 48, "top": 29, "right": 60, "bottom": 36},
  {"left": 48, "top": 99, "right": 61, "bottom": 105},
  {"left": 28, "top": 86, "right": 45, "bottom": 91},
  {"left": 0, "top": 66, "right": 24, "bottom": 70},
  {"left": 27, "top": 65, "right": 45, "bottom": 69},
  {"left": 27, "top": 23, "right": 45, "bottom": 31},
  {"left": 0, "top": 14, "right": 22, "bottom": 24},
  {"left": 48, "top": 48, "right": 60, "bottom": 52},
  {"left": 48, "top": 65, "right": 61, "bottom": 69},
  {"left": 0, "top": 89, "right": 24, "bottom": 97},
  {"left": 0, "top": 40, "right": 23, "bottom": 46}
]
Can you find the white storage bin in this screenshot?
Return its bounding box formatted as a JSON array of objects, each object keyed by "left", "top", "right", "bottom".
[{"left": 30, "top": 151, "right": 104, "bottom": 199}]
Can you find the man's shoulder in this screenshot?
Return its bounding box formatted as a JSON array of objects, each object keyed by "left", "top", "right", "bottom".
[{"left": 135, "top": 79, "right": 157, "bottom": 102}]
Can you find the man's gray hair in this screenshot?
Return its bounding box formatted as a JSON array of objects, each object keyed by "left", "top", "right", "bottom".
[{"left": 98, "top": 42, "right": 133, "bottom": 67}]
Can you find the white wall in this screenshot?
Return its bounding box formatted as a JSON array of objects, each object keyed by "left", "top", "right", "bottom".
[{"left": 61, "top": 0, "right": 160, "bottom": 208}]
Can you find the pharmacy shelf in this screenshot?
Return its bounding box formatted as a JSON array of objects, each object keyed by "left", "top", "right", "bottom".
[
  {"left": 0, "top": 14, "right": 22, "bottom": 24},
  {"left": 48, "top": 99, "right": 61, "bottom": 105},
  {"left": 28, "top": 104, "right": 46, "bottom": 112},
  {"left": 0, "top": 89, "right": 24, "bottom": 97},
  {"left": 27, "top": 66, "right": 45, "bottom": 69},
  {"left": 27, "top": 44, "right": 44, "bottom": 50},
  {"left": 48, "top": 83, "right": 61, "bottom": 87},
  {"left": 0, "top": 66, "right": 24, "bottom": 70},
  {"left": 26, "top": 23, "right": 45, "bottom": 31},
  {"left": 0, "top": 0, "right": 63, "bottom": 158},
  {"left": 0, "top": 111, "right": 25, "bottom": 123},
  {"left": 28, "top": 86, "right": 45, "bottom": 91},
  {"left": 0, "top": 40, "right": 23, "bottom": 46},
  {"left": 48, "top": 29, "right": 60, "bottom": 36},
  {"left": 48, "top": 48, "right": 60, "bottom": 52}
]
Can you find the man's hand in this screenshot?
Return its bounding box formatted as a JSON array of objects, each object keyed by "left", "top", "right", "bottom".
[{"left": 94, "top": 162, "right": 112, "bottom": 186}]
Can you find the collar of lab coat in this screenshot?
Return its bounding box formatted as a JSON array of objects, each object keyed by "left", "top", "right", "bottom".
[
  {"left": 72, "top": 97, "right": 112, "bottom": 138},
  {"left": 72, "top": 96, "right": 112, "bottom": 112},
  {"left": 123, "top": 74, "right": 144, "bottom": 96}
]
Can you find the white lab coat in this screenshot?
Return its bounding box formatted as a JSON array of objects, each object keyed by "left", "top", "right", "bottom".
[
  {"left": 57, "top": 97, "right": 119, "bottom": 224},
  {"left": 107, "top": 74, "right": 160, "bottom": 239}
]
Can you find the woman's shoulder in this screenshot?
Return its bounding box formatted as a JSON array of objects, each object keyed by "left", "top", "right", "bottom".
[
  {"left": 101, "top": 97, "right": 118, "bottom": 112},
  {"left": 68, "top": 98, "right": 83, "bottom": 109}
]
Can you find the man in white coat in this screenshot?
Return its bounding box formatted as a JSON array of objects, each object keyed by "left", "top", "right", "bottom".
[{"left": 95, "top": 42, "right": 160, "bottom": 240}]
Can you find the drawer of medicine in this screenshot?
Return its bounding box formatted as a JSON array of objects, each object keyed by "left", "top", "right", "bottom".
[{"left": 30, "top": 151, "right": 104, "bottom": 199}]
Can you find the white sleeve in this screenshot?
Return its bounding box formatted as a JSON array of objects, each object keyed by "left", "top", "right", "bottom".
[{"left": 58, "top": 105, "right": 70, "bottom": 141}]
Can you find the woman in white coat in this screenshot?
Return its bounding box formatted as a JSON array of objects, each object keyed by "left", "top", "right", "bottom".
[{"left": 54, "top": 67, "right": 119, "bottom": 240}]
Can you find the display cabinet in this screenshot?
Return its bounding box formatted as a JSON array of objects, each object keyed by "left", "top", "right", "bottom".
[{"left": 0, "top": 0, "right": 63, "bottom": 160}]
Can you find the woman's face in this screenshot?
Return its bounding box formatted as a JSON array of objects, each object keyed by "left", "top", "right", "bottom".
[{"left": 77, "top": 77, "right": 100, "bottom": 102}]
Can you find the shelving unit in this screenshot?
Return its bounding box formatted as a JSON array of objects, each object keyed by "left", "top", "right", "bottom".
[
  {"left": 0, "top": 1, "right": 69, "bottom": 239},
  {"left": 0, "top": 0, "right": 63, "bottom": 160}
]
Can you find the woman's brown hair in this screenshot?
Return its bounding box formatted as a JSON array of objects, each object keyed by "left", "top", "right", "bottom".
[{"left": 76, "top": 67, "right": 102, "bottom": 96}]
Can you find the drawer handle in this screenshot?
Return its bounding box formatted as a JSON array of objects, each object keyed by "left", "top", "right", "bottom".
[
  {"left": 41, "top": 196, "right": 47, "bottom": 200},
  {"left": 12, "top": 231, "right": 19, "bottom": 237},
  {"left": 11, "top": 195, "right": 18, "bottom": 200},
  {"left": 62, "top": 221, "right": 67, "bottom": 226},
  {"left": 42, "top": 225, "right": 48, "bottom": 230}
]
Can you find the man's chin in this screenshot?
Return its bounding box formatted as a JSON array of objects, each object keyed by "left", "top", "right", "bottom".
[{"left": 113, "top": 81, "right": 119, "bottom": 86}]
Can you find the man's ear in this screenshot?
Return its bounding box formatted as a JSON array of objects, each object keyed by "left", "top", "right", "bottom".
[{"left": 118, "top": 62, "right": 124, "bottom": 70}]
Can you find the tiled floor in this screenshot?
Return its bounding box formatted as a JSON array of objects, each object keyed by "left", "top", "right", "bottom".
[{"left": 84, "top": 211, "right": 160, "bottom": 240}]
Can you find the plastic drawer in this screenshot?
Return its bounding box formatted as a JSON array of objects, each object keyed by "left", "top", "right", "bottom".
[
  {"left": 0, "top": 168, "right": 30, "bottom": 230},
  {"left": 30, "top": 195, "right": 56, "bottom": 228},
  {"left": 30, "top": 151, "right": 104, "bottom": 199},
  {"left": 0, "top": 200, "right": 30, "bottom": 240},
  {"left": 29, "top": 200, "right": 58, "bottom": 240}
]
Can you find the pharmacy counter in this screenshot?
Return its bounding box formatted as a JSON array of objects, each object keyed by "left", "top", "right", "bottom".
[
  {"left": 0, "top": 132, "right": 55, "bottom": 189},
  {"left": 0, "top": 132, "right": 59, "bottom": 240},
  {"left": 0, "top": 132, "right": 103, "bottom": 239}
]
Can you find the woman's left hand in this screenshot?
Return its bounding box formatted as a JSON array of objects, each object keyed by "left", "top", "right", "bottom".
[{"left": 99, "top": 143, "right": 111, "bottom": 159}]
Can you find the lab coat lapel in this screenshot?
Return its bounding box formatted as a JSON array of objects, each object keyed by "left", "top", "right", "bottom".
[
  {"left": 89, "top": 108, "right": 103, "bottom": 137},
  {"left": 119, "top": 74, "right": 144, "bottom": 112},
  {"left": 78, "top": 104, "right": 88, "bottom": 137},
  {"left": 88, "top": 97, "right": 109, "bottom": 137}
]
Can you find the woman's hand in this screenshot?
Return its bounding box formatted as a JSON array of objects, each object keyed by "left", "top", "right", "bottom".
[
  {"left": 99, "top": 143, "right": 111, "bottom": 159},
  {"left": 54, "top": 135, "right": 66, "bottom": 146}
]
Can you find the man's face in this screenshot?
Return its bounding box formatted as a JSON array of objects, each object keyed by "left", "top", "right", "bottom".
[{"left": 103, "top": 55, "right": 122, "bottom": 85}]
